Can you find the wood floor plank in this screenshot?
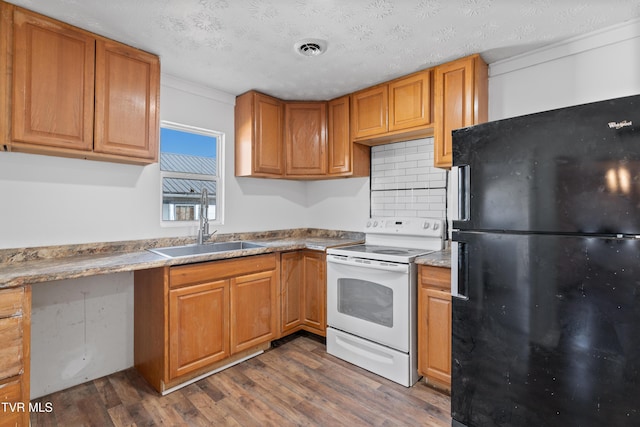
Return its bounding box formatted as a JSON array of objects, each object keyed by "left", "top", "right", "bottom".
[
  {"left": 232, "top": 362, "right": 312, "bottom": 426},
  {"left": 107, "top": 371, "right": 144, "bottom": 407},
  {"left": 182, "top": 383, "right": 241, "bottom": 426},
  {"left": 315, "top": 349, "right": 447, "bottom": 426},
  {"left": 121, "top": 401, "right": 155, "bottom": 427},
  {"left": 77, "top": 394, "right": 116, "bottom": 427},
  {"left": 106, "top": 404, "right": 137, "bottom": 427},
  {"left": 31, "top": 332, "right": 452, "bottom": 427},
  {"left": 257, "top": 351, "right": 380, "bottom": 426},
  {"left": 213, "top": 368, "right": 291, "bottom": 426},
  {"left": 140, "top": 394, "right": 187, "bottom": 426},
  {"left": 93, "top": 375, "right": 122, "bottom": 410}
]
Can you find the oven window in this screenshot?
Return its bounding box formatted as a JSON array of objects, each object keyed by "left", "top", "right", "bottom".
[{"left": 337, "top": 278, "right": 393, "bottom": 327}]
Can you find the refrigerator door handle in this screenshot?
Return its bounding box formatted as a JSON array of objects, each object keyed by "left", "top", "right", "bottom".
[
  {"left": 458, "top": 165, "right": 470, "bottom": 223},
  {"left": 451, "top": 241, "right": 468, "bottom": 300}
]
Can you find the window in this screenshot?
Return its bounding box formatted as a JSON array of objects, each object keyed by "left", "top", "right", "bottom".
[{"left": 160, "top": 121, "right": 223, "bottom": 224}]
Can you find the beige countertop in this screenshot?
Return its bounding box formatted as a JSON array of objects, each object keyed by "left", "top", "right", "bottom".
[
  {"left": 0, "top": 229, "right": 364, "bottom": 289},
  {"left": 415, "top": 248, "right": 452, "bottom": 268}
]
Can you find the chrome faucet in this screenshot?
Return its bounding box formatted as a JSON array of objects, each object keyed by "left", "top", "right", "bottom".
[{"left": 197, "top": 187, "right": 214, "bottom": 244}]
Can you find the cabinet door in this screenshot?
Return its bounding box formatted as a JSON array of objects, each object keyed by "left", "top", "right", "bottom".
[
  {"left": 254, "top": 93, "right": 284, "bottom": 175},
  {"left": 12, "top": 9, "right": 95, "bottom": 151},
  {"left": 94, "top": 39, "right": 159, "bottom": 161},
  {"left": 230, "top": 269, "right": 278, "bottom": 354},
  {"left": 280, "top": 252, "right": 303, "bottom": 334},
  {"left": 301, "top": 251, "right": 326, "bottom": 335},
  {"left": 285, "top": 102, "right": 327, "bottom": 176},
  {"left": 0, "top": 286, "right": 30, "bottom": 427},
  {"left": 169, "top": 280, "right": 229, "bottom": 380},
  {"left": 418, "top": 266, "right": 452, "bottom": 388},
  {"left": 389, "top": 71, "right": 432, "bottom": 131},
  {"left": 422, "top": 287, "right": 452, "bottom": 385},
  {"left": 434, "top": 55, "right": 487, "bottom": 168},
  {"left": 327, "top": 96, "right": 352, "bottom": 175},
  {"left": 351, "top": 85, "right": 388, "bottom": 139},
  {"left": 235, "top": 91, "right": 283, "bottom": 177}
]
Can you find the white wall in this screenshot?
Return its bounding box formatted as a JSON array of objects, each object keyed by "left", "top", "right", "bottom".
[
  {"left": 21, "top": 16, "right": 640, "bottom": 399},
  {"left": 306, "top": 177, "right": 370, "bottom": 231},
  {"left": 30, "top": 273, "right": 133, "bottom": 398},
  {"left": 489, "top": 18, "right": 640, "bottom": 120}
]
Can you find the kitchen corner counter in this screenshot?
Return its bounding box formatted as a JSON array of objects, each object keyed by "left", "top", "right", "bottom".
[
  {"left": 0, "top": 229, "right": 364, "bottom": 289},
  {"left": 415, "top": 248, "right": 451, "bottom": 268}
]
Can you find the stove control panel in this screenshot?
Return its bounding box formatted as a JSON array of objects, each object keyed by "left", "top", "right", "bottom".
[{"left": 365, "top": 217, "right": 444, "bottom": 238}]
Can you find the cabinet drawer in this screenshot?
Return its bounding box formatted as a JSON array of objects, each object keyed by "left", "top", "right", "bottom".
[
  {"left": 170, "top": 254, "right": 277, "bottom": 288},
  {"left": 0, "top": 288, "right": 25, "bottom": 318},
  {"left": 419, "top": 265, "right": 451, "bottom": 290},
  {"left": 0, "top": 317, "right": 23, "bottom": 380}
]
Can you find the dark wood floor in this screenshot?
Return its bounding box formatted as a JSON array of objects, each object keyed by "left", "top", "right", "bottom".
[{"left": 30, "top": 332, "right": 451, "bottom": 426}]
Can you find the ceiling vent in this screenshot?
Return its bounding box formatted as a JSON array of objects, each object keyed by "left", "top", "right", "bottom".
[{"left": 294, "top": 39, "right": 327, "bottom": 57}]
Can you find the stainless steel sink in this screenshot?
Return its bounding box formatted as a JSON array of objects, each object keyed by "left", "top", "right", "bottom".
[{"left": 148, "top": 241, "right": 265, "bottom": 258}]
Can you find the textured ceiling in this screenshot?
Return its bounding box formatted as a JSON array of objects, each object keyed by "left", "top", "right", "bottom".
[{"left": 8, "top": 0, "right": 640, "bottom": 100}]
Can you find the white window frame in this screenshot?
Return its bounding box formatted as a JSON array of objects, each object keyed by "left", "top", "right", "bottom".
[{"left": 159, "top": 120, "right": 224, "bottom": 227}]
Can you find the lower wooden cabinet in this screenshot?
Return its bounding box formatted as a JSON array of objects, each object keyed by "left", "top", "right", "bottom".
[
  {"left": 135, "top": 249, "right": 328, "bottom": 393},
  {"left": 134, "top": 254, "right": 279, "bottom": 393},
  {"left": 280, "top": 250, "right": 326, "bottom": 336},
  {"left": 230, "top": 269, "right": 278, "bottom": 353},
  {"left": 0, "top": 286, "right": 31, "bottom": 427},
  {"left": 169, "top": 279, "right": 229, "bottom": 380},
  {"left": 418, "top": 265, "right": 452, "bottom": 390}
]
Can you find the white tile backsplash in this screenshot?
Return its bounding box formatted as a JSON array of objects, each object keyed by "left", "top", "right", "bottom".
[{"left": 370, "top": 138, "right": 446, "bottom": 219}]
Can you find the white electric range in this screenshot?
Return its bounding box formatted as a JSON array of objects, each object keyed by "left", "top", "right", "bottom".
[{"left": 326, "top": 217, "right": 445, "bottom": 387}]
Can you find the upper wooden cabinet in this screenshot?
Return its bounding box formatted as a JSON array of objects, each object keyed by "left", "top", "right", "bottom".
[
  {"left": 285, "top": 102, "right": 327, "bottom": 177},
  {"left": 433, "top": 54, "right": 488, "bottom": 168},
  {"left": 389, "top": 72, "right": 432, "bottom": 131},
  {"left": 93, "top": 39, "right": 160, "bottom": 160},
  {"left": 351, "top": 85, "right": 388, "bottom": 139},
  {"left": 235, "top": 90, "right": 369, "bottom": 180},
  {"left": 2, "top": 3, "right": 160, "bottom": 165},
  {"left": 327, "top": 95, "right": 370, "bottom": 177},
  {"left": 11, "top": 8, "right": 95, "bottom": 152},
  {"left": 351, "top": 69, "right": 432, "bottom": 145},
  {"left": 235, "top": 91, "right": 285, "bottom": 177}
]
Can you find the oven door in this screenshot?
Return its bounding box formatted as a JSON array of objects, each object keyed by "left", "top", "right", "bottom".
[{"left": 326, "top": 254, "right": 413, "bottom": 352}]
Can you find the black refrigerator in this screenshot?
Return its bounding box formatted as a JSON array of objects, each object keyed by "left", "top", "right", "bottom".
[{"left": 451, "top": 94, "right": 640, "bottom": 427}]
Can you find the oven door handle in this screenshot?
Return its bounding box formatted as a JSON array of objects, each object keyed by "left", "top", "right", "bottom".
[{"left": 327, "top": 255, "right": 409, "bottom": 273}]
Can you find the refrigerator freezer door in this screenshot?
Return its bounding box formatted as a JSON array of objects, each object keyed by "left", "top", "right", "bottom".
[
  {"left": 451, "top": 231, "right": 640, "bottom": 427},
  {"left": 452, "top": 94, "right": 640, "bottom": 235}
]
